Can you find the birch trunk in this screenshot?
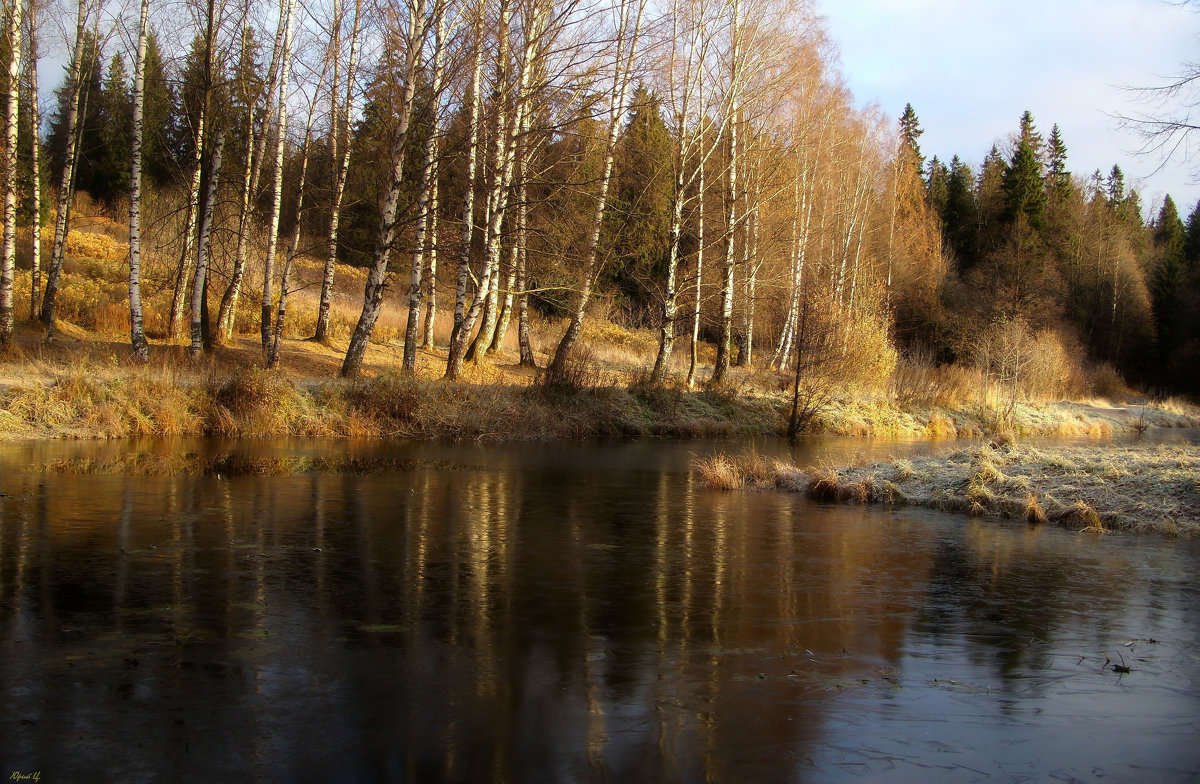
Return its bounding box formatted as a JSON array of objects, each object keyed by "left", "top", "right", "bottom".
[
  {"left": 710, "top": 0, "right": 741, "bottom": 385},
  {"left": 26, "top": 5, "right": 40, "bottom": 321},
  {"left": 217, "top": 17, "right": 280, "bottom": 342},
  {"left": 545, "top": 0, "right": 644, "bottom": 377},
  {"left": 451, "top": 2, "right": 485, "bottom": 339},
  {"left": 189, "top": 130, "right": 225, "bottom": 359},
  {"left": 489, "top": 241, "right": 518, "bottom": 353},
  {"left": 268, "top": 76, "right": 321, "bottom": 369},
  {"left": 420, "top": 166, "right": 440, "bottom": 349},
  {"left": 0, "top": 0, "right": 21, "bottom": 345},
  {"left": 686, "top": 152, "right": 705, "bottom": 388},
  {"left": 168, "top": 111, "right": 205, "bottom": 341},
  {"left": 40, "top": 0, "right": 89, "bottom": 334},
  {"left": 261, "top": 0, "right": 298, "bottom": 355},
  {"left": 401, "top": 12, "right": 448, "bottom": 373},
  {"left": 128, "top": 0, "right": 150, "bottom": 361},
  {"left": 314, "top": 0, "right": 362, "bottom": 342},
  {"left": 515, "top": 171, "right": 535, "bottom": 366},
  {"left": 739, "top": 197, "right": 760, "bottom": 367},
  {"left": 339, "top": 0, "right": 429, "bottom": 378},
  {"left": 446, "top": 0, "right": 521, "bottom": 380}
]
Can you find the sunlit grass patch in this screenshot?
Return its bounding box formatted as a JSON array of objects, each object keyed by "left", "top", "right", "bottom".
[{"left": 697, "top": 442, "right": 1200, "bottom": 537}]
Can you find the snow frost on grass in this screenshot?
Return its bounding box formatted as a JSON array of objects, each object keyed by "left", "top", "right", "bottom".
[{"left": 696, "top": 442, "right": 1200, "bottom": 537}]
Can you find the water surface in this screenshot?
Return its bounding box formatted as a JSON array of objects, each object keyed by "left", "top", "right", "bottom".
[{"left": 1, "top": 438, "right": 1197, "bottom": 782}]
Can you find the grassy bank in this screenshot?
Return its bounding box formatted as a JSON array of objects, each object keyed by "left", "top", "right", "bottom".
[
  {"left": 0, "top": 331, "right": 1195, "bottom": 442},
  {"left": 0, "top": 358, "right": 784, "bottom": 441},
  {"left": 695, "top": 442, "right": 1200, "bottom": 537}
]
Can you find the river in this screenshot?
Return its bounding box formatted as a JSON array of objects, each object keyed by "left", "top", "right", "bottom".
[{"left": 1, "top": 437, "right": 1197, "bottom": 782}]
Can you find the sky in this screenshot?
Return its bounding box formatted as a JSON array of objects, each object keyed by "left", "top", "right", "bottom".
[{"left": 818, "top": 0, "right": 1200, "bottom": 218}]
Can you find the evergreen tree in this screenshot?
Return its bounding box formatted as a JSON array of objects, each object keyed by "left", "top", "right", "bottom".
[
  {"left": 1001, "top": 111, "right": 1046, "bottom": 229},
  {"left": 47, "top": 30, "right": 103, "bottom": 200},
  {"left": 898, "top": 102, "right": 923, "bottom": 181},
  {"left": 1152, "top": 195, "right": 1188, "bottom": 379},
  {"left": 606, "top": 85, "right": 672, "bottom": 324},
  {"left": 942, "top": 155, "right": 976, "bottom": 271},
  {"left": 1154, "top": 195, "right": 1186, "bottom": 259},
  {"left": 1017, "top": 110, "right": 1042, "bottom": 159},
  {"left": 1105, "top": 165, "right": 1125, "bottom": 207},
  {"left": 1184, "top": 199, "right": 1200, "bottom": 266},
  {"left": 141, "top": 31, "right": 178, "bottom": 188},
  {"left": 94, "top": 54, "right": 133, "bottom": 199},
  {"left": 975, "top": 144, "right": 1007, "bottom": 254},
  {"left": 925, "top": 155, "right": 949, "bottom": 215},
  {"left": 1044, "top": 123, "right": 1071, "bottom": 205}
]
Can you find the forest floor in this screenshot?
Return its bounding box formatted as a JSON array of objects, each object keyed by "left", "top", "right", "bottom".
[{"left": 695, "top": 441, "right": 1200, "bottom": 537}]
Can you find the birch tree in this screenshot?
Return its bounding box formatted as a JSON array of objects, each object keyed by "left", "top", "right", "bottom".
[
  {"left": 313, "top": 0, "right": 362, "bottom": 343},
  {"left": 544, "top": 0, "right": 645, "bottom": 378},
  {"left": 127, "top": 0, "right": 150, "bottom": 360},
  {"left": 0, "top": 0, "right": 21, "bottom": 346},
  {"left": 709, "top": 0, "right": 742, "bottom": 384},
  {"left": 216, "top": 13, "right": 279, "bottom": 342},
  {"left": 401, "top": 8, "right": 449, "bottom": 373},
  {"left": 267, "top": 66, "right": 325, "bottom": 369},
  {"left": 261, "top": 0, "right": 298, "bottom": 355},
  {"left": 40, "top": 0, "right": 92, "bottom": 337},
  {"left": 445, "top": 0, "right": 532, "bottom": 379},
  {"left": 339, "top": 0, "right": 435, "bottom": 377},
  {"left": 25, "top": 0, "right": 40, "bottom": 321},
  {"left": 649, "top": 0, "right": 722, "bottom": 383}
]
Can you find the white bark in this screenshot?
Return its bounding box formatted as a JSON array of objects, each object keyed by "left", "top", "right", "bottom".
[
  {"left": 451, "top": 0, "right": 485, "bottom": 336},
  {"left": 26, "top": 2, "right": 39, "bottom": 321},
  {"left": 128, "top": 0, "right": 150, "bottom": 361},
  {"left": 314, "top": 0, "right": 362, "bottom": 342},
  {"left": 41, "top": 0, "right": 90, "bottom": 335},
  {"left": 340, "top": 0, "right": 431, "bottom": 377},
  {"left": 545, "top": 0, "right": 645, "bottom": 377},
  {"left": 188, "top": 129, "right": 225, "bottom": 359},
  {"left": 420, "top": 163, "right": 440, "bottom": 349},
  {"left": 711, "top": 0, "right": 742, "bottom": 384},
  {"left": 402, "top": 11, "right": 448, "bottom": 373},
  {"left": 261, "top": 0, "right": 298, "bottom": 355},
  {"left": 268, "top": 70, "right": 324, "bottom": 369},
  {"left": 0, "top": 0, "right": 22, "bottom": 345}
]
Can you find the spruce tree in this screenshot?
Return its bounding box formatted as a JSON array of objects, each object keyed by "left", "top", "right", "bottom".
[
  {"left": 1001, "top": 112, "right": 1046, "bottom": 230},
  {"left": 141, "top": 31, "right": 177, "bottom": 188},
  {"left": 1153, "top": 195, "right": 1188, "bottom": 376},
  {"left": 942, "top": 155, "right": 977, "bottom": 271},
  {"left": 94, "top": 54, "right": 133, "bottom": 200},
  {"left": 47, "top": 30, "right": 103, "bottom": 199},
  {"left": 606, "top": 85, "right": 672, "bottom": 323},
  {"left": 1184, "top": 200, "right": 1200, "bottom": 266},
  {"left": 1106, "top": 165, "right": 1125, "bottom": 207},
  {"left": 925, "top": 155, "right": 949, "bottom": 215},
  {"left": 898, "top": 102, "right": 924, "bottom": 181},
  {"left": 1045, "top": 123, "right": 1071, "bottom": 205}
]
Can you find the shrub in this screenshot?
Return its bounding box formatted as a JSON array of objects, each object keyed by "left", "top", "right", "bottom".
[
  {"left": 1089, "top": 363, "right": 1127, "bottom": 401},
  {"left": 538, "top": 343, "right": 604, "bottom": 391}
]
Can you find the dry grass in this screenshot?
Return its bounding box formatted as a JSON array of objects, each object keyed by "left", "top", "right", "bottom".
[
  {"left": 693, "top": 448, "right": 802, "bottom": 491},
  {"left": 695, "top": 442, "right": 1200, "bottom": 537}
]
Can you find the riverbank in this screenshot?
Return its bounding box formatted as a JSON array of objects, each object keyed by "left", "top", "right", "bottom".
[
  {"left": 0, "top": 322, "right": 1196, "bottom": 441},
  {"left": 695, "top": 441, "right": 1200, "bottom": 537}
]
